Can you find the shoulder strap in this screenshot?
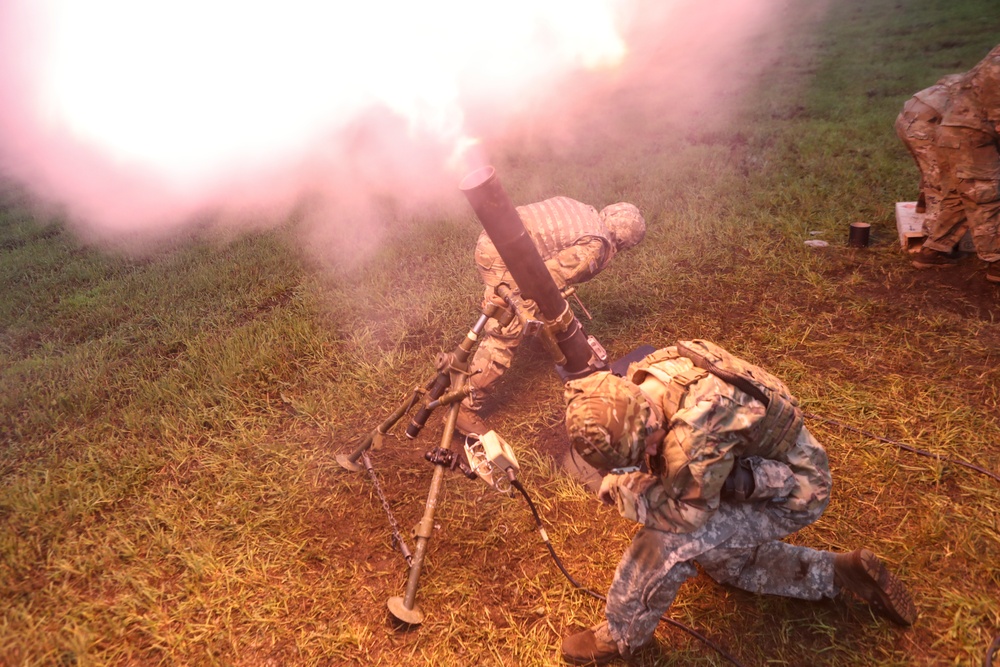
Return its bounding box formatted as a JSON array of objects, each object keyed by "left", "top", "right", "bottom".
[
  {"left": 675, "top": 340, "right": 769, "bottom": 405},
  {"left": 674, "top": 340, "right": 804, "bottom": 459}
]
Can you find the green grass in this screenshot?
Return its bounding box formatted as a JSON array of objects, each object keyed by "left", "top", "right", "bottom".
[{"left": 3, "top": 0, "right": 1000, "bottom": 665}]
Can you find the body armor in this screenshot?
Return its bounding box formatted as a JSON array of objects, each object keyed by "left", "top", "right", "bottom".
[{"left": 628, "top": 340, "right": 804, "bottom": 461}]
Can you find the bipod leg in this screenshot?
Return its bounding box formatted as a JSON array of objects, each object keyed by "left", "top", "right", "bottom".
[
  {"left": 387, "top": 376, "right": 465, "bottom": 627},
  {"left": 403, "top": 310, "right": 493, "bottom": 440},
  {"left": 336, "top": 388, "right": 423, "bottom": 472}
]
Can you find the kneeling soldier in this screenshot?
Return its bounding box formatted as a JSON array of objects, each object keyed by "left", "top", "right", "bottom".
[{"left": 560, "top": 340, "right": 917, "bottom": 665}]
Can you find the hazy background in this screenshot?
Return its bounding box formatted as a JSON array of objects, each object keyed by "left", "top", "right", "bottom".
[{"left": 0, "top": 0, "right": 822, "bottom": 261}]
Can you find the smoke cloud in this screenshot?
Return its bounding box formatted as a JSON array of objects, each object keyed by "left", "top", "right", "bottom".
[{"left": 0, "top": 0, "right": 820, "bottom": 259}]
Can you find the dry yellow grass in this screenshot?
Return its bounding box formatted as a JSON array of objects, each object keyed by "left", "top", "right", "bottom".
[{"left": 2, "top": 0, "right": 1000, "bottom": 665}]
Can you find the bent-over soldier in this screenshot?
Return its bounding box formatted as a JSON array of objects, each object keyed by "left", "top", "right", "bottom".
[
  {"left": 456, "top": 196, "right": 645, "bottom": 436},
  {"left": 895, "top": 73, "right": 964, "bottom": 220},
  {"left": 912, "top": 45, "right": 1000, "bottom": 283},
  {"left": 559, "top": 340, "right": 916, "bottom": 665}
]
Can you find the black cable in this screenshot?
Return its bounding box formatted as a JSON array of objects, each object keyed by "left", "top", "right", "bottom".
[
  {"left": 508, "top": 473, "right": 747, "bottom": 667},
  {"left": 805, "top": 412, "right": 1000, "bottom": 666},
  {"left": 803, "top": 412, "right": 1000, "bottom": 484},
  {"left": 985, "top": 632, "right": 1000, "bottom": 667}
]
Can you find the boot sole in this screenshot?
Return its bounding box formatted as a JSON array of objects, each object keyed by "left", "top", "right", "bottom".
[
  {"left": 842, "top": 550, "right": 918, "bottom": 626},
  {"left": 561, "top": 632, "right": 620, "bottom": 666},
  {"left": 911, "top": 260, "right": 957, "bottom": 269},
  {"left": 562, "top": 654, "right": 619, "bottom": 666}
]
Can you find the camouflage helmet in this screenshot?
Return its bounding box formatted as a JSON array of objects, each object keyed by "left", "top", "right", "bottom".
[
  {"left": 564, "top": 371, "right": 651, "bottom": 470},
  {"left": 600, "top": 202, "right": 645, "bottom": 251}
]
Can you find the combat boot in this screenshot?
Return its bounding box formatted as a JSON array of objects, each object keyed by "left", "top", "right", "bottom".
[
  {"left": 911, "top": 246, "right": 958, "bottom": 269},
  {"left": 454, "top": 405, "right": 489, "bottom": 437},
  {"left": 986, "top": 261, "right": 1000, "bottom": 283},
  {"left": 561, "top": 621, "right": 621, "bottom": 665},
  {"left": 834, "top": 549, "right": 917, "bottom": 626}
]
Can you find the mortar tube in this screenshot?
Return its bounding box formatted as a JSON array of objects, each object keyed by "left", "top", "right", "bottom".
[{"left": 459, "top": 166, "right": 598, "bottom": 377}]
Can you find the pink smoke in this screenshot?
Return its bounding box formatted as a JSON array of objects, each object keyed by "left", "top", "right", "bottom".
[{"left": 0, "top": 0, "right": 819, "bottom": 255}]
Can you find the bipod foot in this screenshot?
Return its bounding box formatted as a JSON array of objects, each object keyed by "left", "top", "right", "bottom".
[
  {"left": 387, "top": 596, "right": 424, "bottom": 627},
  {"left": 334, "top": 453, "right": 364, "bottom": 472}
]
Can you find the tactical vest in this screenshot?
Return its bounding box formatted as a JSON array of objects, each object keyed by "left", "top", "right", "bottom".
[
  {"left": 516, "top": 197, "right": 613, "bottom": 260},
  {"left": 633, "top": 340, "right": 804, "bottom": 460}
]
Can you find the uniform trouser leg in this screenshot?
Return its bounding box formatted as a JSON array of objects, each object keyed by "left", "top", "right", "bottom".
[
  {"left": 464, "top": 283, "right": 541, "bottom": 412},
  {"left": 604, "top": 501, "right": 832, "bottom": 654},
  {"left": 963, "top": 183, "right": 1000, "bottom": 262},
  {"left": 695, "top": 542, "right": 836, "bottom": 600},
  {"left": 927, "top": 180, "right": 1000, "bottom": 259},
  {"left": 604, "top": 528, "right": 700, "bottom": 656},
  {"left": 895, "top": 107, "right": 944, "bottom": 227},
  {"left": 947, "top": 128, "right": 1000, "bottom": 260},
  {"left": 926, "top": 127, "right": 1000, "bottom": 256},
  {"left": 462, "top": 300, "right": 526, "bottom": 414},
  {"left": 463, "top": 331, "right": 520, "bottom": 412},
  {"left": 924, "top": 167, "right": 970, "bottom": 252}
]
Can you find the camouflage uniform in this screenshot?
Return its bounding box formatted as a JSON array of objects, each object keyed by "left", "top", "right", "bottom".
[
  {"left": 569, "top": 346, "right": 836, "bottom": 655},
  {"left": 923, "top": 46, "right": 1000, "bottom": 262},
  {"left": 895, "top": 74, "right": 964, "bottom": 226},
  {"left": 465, "top": 197, "right": 618, "bottom": 413}
]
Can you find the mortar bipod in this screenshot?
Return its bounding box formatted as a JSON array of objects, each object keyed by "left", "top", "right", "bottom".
[
  {"left": 334, "top": 304, "right": 498, "bottom": 472},
  {"left": 386, "top": 366, "right": 468, "bottom": 626}
]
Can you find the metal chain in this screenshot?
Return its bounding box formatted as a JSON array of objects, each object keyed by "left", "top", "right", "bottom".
[{"left": 361, "top": 452, "right": 413, "bottom": 565}]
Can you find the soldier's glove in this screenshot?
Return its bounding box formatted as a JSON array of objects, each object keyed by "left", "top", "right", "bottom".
[
  {"left": 721, "top": 458, "right": 756, "bottom": 502},
  {"left": 597, "top": 474, "right": 618, "bottom": 506},
  {"left": 599, "top": 474, "right": 643, "bottom": 522}
]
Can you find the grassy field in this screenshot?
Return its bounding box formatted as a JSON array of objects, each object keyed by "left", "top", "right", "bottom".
[{"left": 2, "top": 0, "right": 1000, "bottom": 665}]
